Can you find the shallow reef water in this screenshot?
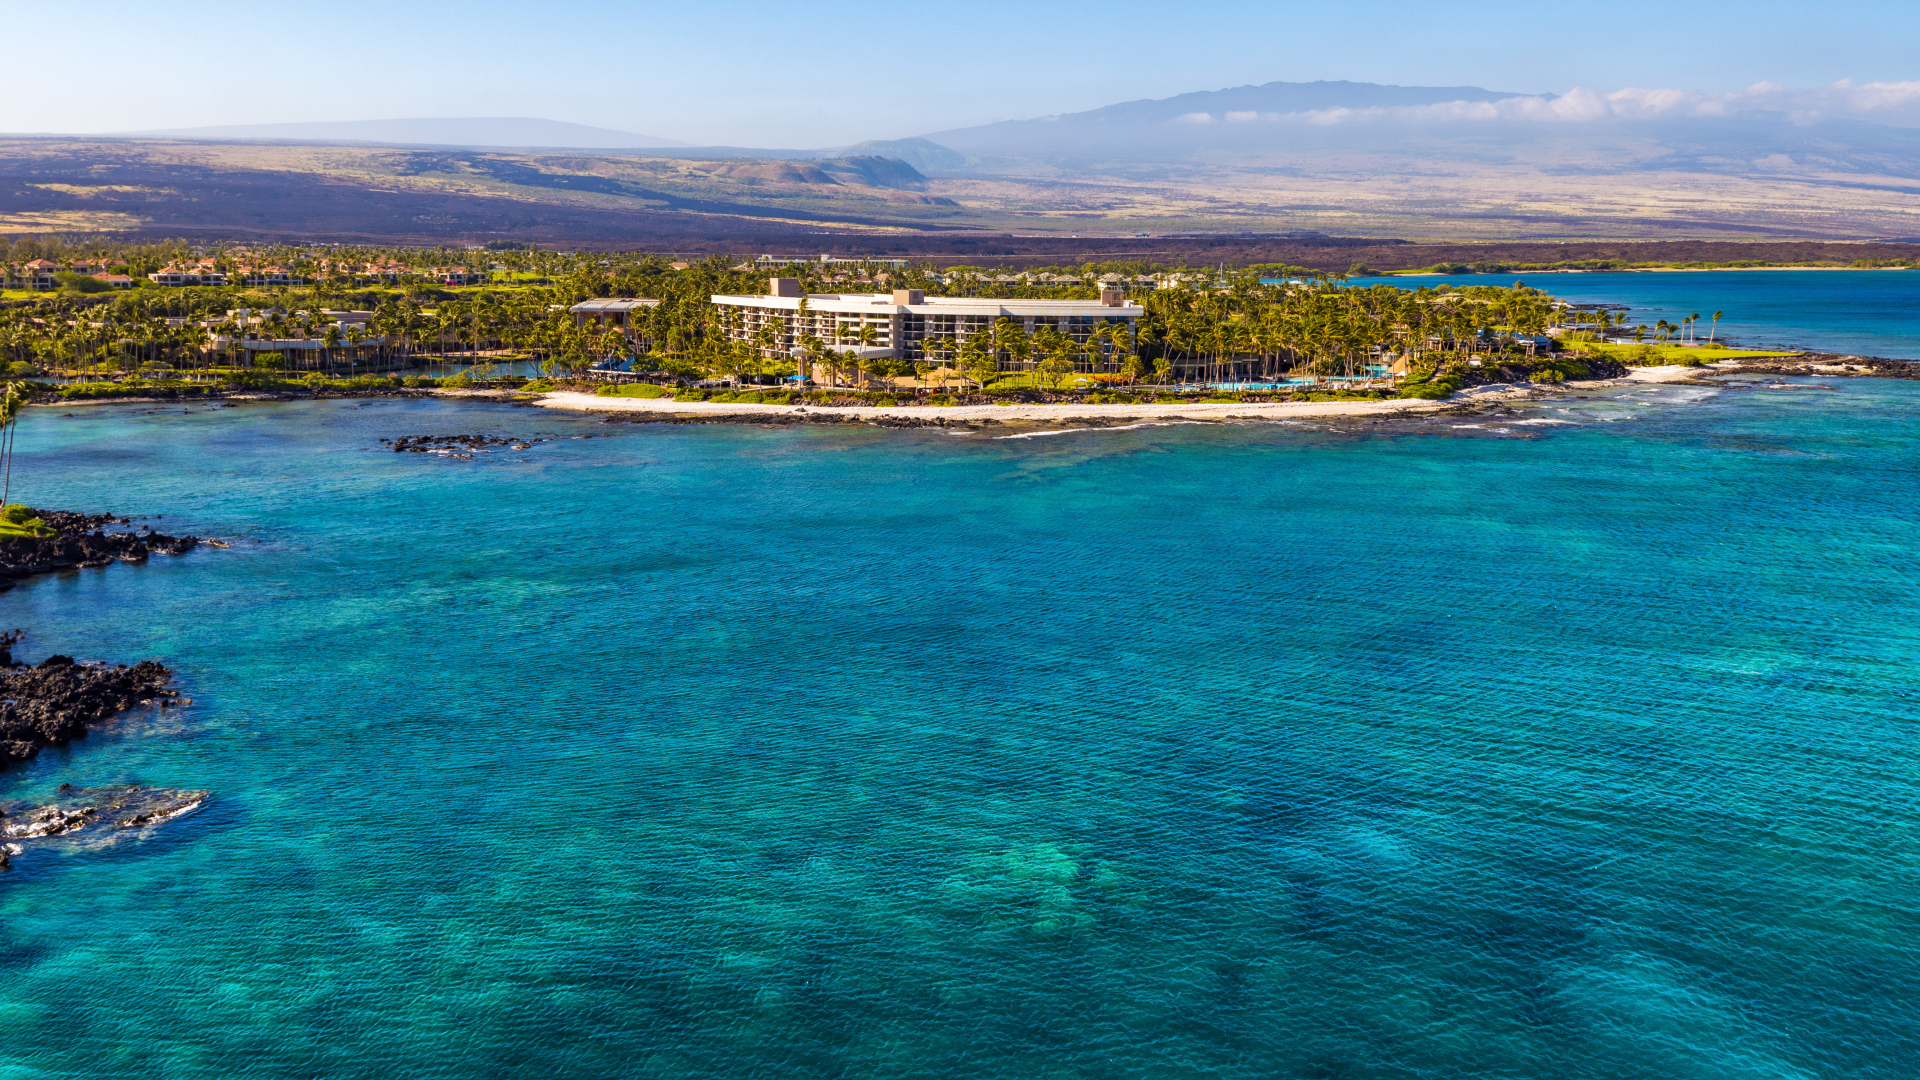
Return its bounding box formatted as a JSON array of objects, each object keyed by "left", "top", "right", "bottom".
[{"left": 0, "top": 378, "right": 1916, "bottom": 1078}]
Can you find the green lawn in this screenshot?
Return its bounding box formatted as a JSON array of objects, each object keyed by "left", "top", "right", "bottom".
[
  {"left": 979, "top": 373, "right": 1121, "bottom": 391},
  {"left": 1571, "top": 342, "right": 1800, "bottom": 365}
]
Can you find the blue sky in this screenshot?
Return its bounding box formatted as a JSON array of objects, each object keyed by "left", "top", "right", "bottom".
[{"left": 4, "top": 0, "right": 1916, "bottom": 146}]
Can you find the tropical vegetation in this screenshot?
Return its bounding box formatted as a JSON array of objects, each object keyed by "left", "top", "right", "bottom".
[{"left": 0, "top": 237, "right": 1732, "bottom": 399}]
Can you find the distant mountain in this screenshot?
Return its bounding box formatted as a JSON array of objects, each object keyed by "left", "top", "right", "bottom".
[
  {"left": 839, "top": 138, "right": 966, "bottom": 173},
  {"left": 130, "top": 117, "right": 688, "bottom": 149},
  {"left": 899, "top": 78, "right": 1920, "bottom": 186},
  {"left": 917, "top": 80, "right": 1521, "bottom": 164}
]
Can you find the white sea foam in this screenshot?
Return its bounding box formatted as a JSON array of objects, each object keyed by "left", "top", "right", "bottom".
[
  {"left": 994, "top": 421, "right": 1210, "bottom": 440},
  {"left": 1510, "top": 418, "right": 1580, "bottom": 425}
]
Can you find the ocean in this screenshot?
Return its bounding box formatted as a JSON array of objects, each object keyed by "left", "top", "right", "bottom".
[
  {"left": 1349, "top": 269, "right": 1920, "bottom": 359},
  {"left": 1, "top": 345, "right": 1917, "bottom": 1076}
]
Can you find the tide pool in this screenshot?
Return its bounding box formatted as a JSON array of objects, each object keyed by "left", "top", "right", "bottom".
[{"left": 1, "top": 381, "right": 1917, "bottom": 1079}]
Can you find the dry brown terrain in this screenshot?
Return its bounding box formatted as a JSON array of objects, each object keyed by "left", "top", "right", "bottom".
[{"left": 2, "top": 136, "right": 1918, "bottom": 246}]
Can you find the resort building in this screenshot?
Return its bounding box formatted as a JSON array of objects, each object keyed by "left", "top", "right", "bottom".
[
  {"left": 569, "top": 299, "right": 659, "bottom": 332},
  {"left": 709, "top": 279, "right": 1144, "bottom": 371},
  {"left": 150, "top": 260, "right": 229, "bottom": 287},
  {"left": 752, "top": 254, "right": 910, "bottom": 270},
  {"left": 7, "top": 261, "right": 60, "bottom": 290},
  {"left": 418, "top": 265, "right": 488, "bottom": 286},
  {"left": 234, "top": 266, "right": 308, "bottom": 287},
  {"left": 570, "top": 298, "right": 661, "bottom": 351},
  {"left": 205, "top": 308, "right": 386, "bottom": 365}
]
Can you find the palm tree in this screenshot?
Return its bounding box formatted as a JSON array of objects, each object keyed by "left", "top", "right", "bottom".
[
  {"left": 0, "top": 381, "right": 28, "bottom": 507},
  {"left": 1708, "top": 310, "right": 1723, "bottom": 345},
  {"left": 854, "top": 323, "right": 880, "bottom": 386}
]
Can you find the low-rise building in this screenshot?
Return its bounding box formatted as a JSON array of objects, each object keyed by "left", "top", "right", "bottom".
[
  {"left": 710, "top": 280, "right": 1143, "bottom": 375},
  {"left": 19, "top": 260, "right": 60, "bottom": 290},
  {"left": 421, "top": 265, "right": 488, "bottom": 286},
  {"left": 754, "top": 254, "right": 910, "bottom": 270},
  {"left": 149, "top": 264, "right": 229, "bottom": 287},
  {"left": 569, "top": 298, "right": 661, "bottom": 332},
  {"left": 206, "top": 308, "right": 386, "bottom": 364},
  {"left": 569, "top": 298, "right": 661, "bottom": 354},
  {"left": 235, "top": 265, "right": 308, "bottom": 287}
]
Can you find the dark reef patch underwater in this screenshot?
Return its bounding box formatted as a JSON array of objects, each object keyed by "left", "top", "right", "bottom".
[{"left": 0, "top": 380, "right": 1916, "bottom": 1079}]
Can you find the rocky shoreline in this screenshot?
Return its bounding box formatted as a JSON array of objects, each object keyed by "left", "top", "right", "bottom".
[
  {"left": 0, "top": 512, "right": 215, "bottom": 870},
  {"left": 0, "top": 631, "right": 182, "bottom": 765},
  {"left": 1, "top": 784, "right": 210, "bottom": 867},
  {"left": 1700, "top": 353, "right": 1920, "bottom": 380},
  {"left": 0, "top": 509, "right": 218, "bottom": 590}
]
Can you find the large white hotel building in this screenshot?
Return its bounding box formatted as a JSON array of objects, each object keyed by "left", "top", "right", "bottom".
[{"left": 710, "top": 278, "right": 1145, "bottom": 369}]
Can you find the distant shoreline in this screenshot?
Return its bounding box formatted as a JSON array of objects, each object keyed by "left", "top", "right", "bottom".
[{"left": 1382, "top": 266, "right": 1918, "bottom": 276}]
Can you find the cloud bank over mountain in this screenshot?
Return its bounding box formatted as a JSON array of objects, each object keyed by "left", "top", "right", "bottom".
[
  {"left": 898, "top": 79, "right": 1920, "bottom": 183},
  {"left": 1175, "top": 80, "right": 1920, "bottom": 128}
]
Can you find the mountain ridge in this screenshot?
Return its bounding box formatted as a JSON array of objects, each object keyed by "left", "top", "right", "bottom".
[{"left": 122, "top": 117, "right": 688, "bottom": 149}]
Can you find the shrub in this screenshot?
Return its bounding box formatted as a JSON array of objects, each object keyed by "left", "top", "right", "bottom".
[
  {"left": 929, "top": 394, "right": 956, "bottom": 406},
  {"left": 1398, "top": 373, "right": 1462, "bottom": 400},
  {"left": 58, "top": 382, "right": 138, "bottom": 400},
  {"left": 520, "top": 378, "right": 555, "bottom": 392},
  {"left": 875, "top": 395, "right": 899, "bottom": 407},
  {"left": 54, "top": 272, "right": 109, "bottom": 294},
  {"left": 0, "top": 504, "right": 55, "bottom": 540}
]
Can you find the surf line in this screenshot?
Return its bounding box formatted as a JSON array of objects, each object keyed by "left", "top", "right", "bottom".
[{"left": 993, "top": 420, "right": 1217, "bottom": 441}]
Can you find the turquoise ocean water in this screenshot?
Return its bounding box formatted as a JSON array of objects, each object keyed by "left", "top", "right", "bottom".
[
  {"left": 1350, "top": 269, "right": 1920, "bottom": 358},
  {"left": 2, "top": 342, "right": 1919, "bottom": 1075}
]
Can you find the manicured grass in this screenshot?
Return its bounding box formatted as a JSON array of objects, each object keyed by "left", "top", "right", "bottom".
[
  {"left": 1570, "top": 342, "right": 1800, "bottom": 364},
  {"left": 0, "top": 505, "right": 56, "bottom": 539},
  {"left": 980, "top": 373, "right": 1125, "bottom": 391}
]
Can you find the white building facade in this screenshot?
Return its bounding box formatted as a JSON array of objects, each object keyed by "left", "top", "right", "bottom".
[{"left": 710, "top": 280, "right": 1144, "bottom": 372}]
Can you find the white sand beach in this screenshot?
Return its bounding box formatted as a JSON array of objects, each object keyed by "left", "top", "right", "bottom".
[{"left": 528, "top": 389, "right": 1532, "bottom": 425}]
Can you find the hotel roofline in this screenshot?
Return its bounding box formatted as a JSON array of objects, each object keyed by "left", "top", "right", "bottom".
[{"left": 710, "top": 287, "right": 1143, "bottom": 319}]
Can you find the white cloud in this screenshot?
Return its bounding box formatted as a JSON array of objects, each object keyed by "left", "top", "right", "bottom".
[
  {"left": 1202, "top": 80, "right": 1920, "bottom": 128},
  {"left": 1176, "top": 111, "right": 1214, "bottom": 124}
]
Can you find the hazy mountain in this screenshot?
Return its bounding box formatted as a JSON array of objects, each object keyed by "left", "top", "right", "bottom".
[
  {"left": 6, "top": 80, "right": 1916, "bottom": 243},
  {"left": 129, "top": 117, "right": 688, "bottom": 149},
  {"left": 917, "top": 80, "right": 1521, "bottom": 164},
  {"left": 903, "top": 79, "right": 1920, "bottom": 182},
  {"left": 839, "top": 138, "right": 966, "bottom": 173}
]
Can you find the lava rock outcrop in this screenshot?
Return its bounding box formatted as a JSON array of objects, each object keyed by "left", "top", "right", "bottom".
[
  {"left": 0, "top": 509, "right": 207, "bottom": 587},
  {"left": 0, "top": 632, "right": 181, "bottom": 763},
  {"left": 1, "top": 784, "right": 209, "bottom": 866}
]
